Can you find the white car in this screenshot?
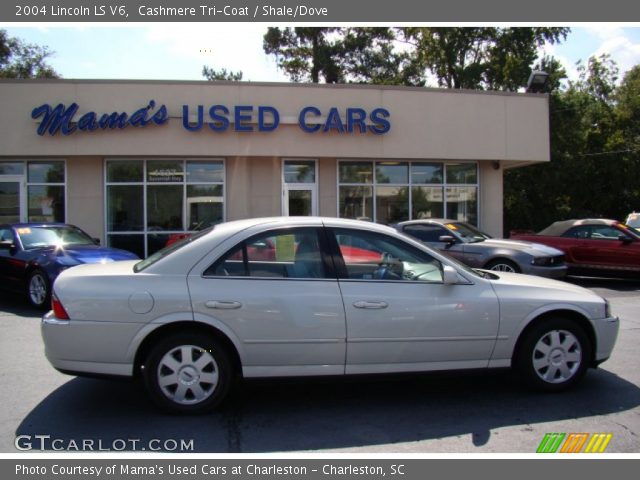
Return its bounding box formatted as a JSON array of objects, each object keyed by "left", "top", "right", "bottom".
[{"left": 42, "top": 217, "right": 619, "bottom": 414}]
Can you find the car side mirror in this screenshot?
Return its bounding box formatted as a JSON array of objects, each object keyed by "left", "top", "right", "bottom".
[
  {"left": 439, "top": 235, "right": 456, "bottom": 245},
  {"left": 93, "top": 237, "right": 101, "bottom": 245},
  {"left": 442, "top": 265, "right": 460, "bottom": 285},
  {"left": 619, "top": 235, "right": 633, "bottom": 244}
]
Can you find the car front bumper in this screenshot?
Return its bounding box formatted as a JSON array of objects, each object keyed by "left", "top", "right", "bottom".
[
  {"left": 523, "top": 264, "right": 568, "bottom": 279},
  {"left": 593, "top": 315, "right": 620, "bottom": 364}
]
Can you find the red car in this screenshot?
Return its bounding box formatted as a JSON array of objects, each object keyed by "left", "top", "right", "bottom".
[{"left": 510, "top": 218, "right": 640, "bottom": 278}]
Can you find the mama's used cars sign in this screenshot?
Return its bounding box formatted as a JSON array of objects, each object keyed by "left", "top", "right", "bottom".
[{"left": 31, "top": 100, "right": 391, "bottom": 136}]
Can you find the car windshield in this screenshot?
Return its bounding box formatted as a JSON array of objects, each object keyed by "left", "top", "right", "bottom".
[
  {"left": 16, "top": 226, "right": 94, "bottom": 250},
  {"left": 446, "top": 222, "right": 490, "bottom": 243},
  {"left": 134, "top": 226, "right": 215, "bottom": 272}
]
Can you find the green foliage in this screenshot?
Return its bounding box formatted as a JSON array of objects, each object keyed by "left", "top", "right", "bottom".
[
  {"left": 202, "top": 66, "right": 243, "bottom": 81},
  {"left": 504, "top": 55, "right": 640, "bottom": 233},
  {"left": 0, "top": 29, "right": 59, "bottom": 79}
]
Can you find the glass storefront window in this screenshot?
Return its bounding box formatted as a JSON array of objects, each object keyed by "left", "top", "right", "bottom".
[
  {"left": 284, "top": 161, "right": 316, "bottom": 184},
  {"left": 339, "top": 186, "right": 373, "bottom": 221},
  {"left": 27, "top": 185, "right": 65, "bottom": 222},
  {"left": 411, "top": 163, "right": 443, "bottom": 184},
  {"left": 446, "top": 163, "right": 477, "bottom": 184},
  {"left": 106, "top": 159, "right": 224, "bottom": 258},
  {"left": 107, "top": 160, "right": 143, "bottom": 182},
  {"left": 376, "top": 186, "right": 409, "bottom": 224},
  {"left": 0, "top": 163, "right": 24, "bottom": 176},
  {"left": 27, "top": 162, "right": 64, "bottom": 183},
  {"left": 446, "top": 186, "right": 478, "bottom": 225},
  {"left": 338, "top": 160, "right": 477, "bottom": 225},
  {"left": 339, "top": 162, "right": 373, "bottom": 184},
  {"left": 376, "top": 162, "right": 408, "bottom": 184},
  {"left": 411, "top": 186, "right": 444, "bottom": 219}
]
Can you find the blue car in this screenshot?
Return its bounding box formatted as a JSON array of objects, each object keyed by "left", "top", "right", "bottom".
[{"left": 0, "top": 223, "right": 139, "bottom": 309}]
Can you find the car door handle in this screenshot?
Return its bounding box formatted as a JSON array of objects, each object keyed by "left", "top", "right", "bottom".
[
  {"left": 353, "top": 301, "right": 388, "bottom": 309},
  {"left": 205, "top": 301, "right": 242, "bottom": 310}
]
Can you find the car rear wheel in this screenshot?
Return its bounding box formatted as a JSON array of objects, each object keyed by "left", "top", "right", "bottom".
[
  {"left": 515, "top": 317, "right": 591, "bottom": 391},
  {"left": 485, "top": 259, "right": 520, "bottom": 273},
  {"left": 27, "top": 270, "right": 51, "bottom": 310},
  {"left": 143, "top": 333, "right": 233, "bottom": 414}
]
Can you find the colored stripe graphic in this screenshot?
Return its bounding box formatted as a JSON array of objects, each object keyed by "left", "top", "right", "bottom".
[
  {"left": 537, "top": 433, "right": 566, "bottom": 453},
  {"left": 537, "top": 433, "right": 613, "bottom": 453},
  {"left": 560, "top": 433, "right": 589, "bottom": 453},
  {"left": 584, "top": 433, "right": 613, "bottom": 453}
]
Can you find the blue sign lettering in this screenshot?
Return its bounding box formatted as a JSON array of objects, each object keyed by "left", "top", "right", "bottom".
[
  {"left": 32, "top": 100, "right": 168, "bottom": 136},
  {"left": 33, "top": 102, "right": 389, "bottom": 136}
]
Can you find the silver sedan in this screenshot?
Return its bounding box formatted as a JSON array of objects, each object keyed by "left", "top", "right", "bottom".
[
  {"left": 42, "top": 217, "right": 619, "bottom": 414},
  {"left": 395, "top": 219, "right": 567, "bottom": 278}
]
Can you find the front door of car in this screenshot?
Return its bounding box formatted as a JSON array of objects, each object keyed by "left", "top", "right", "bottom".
[
  {"left": 328, "top": 227, "right": 500, "bottom": 374},
  {"left": 187, "top": 227, "right": 347, "bottom": 376}
]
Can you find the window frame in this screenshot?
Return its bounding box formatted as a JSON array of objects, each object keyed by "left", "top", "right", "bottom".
[
  {"left": 203, "top": 227, "right": 337, "bottom": 281},
  {"left": 104, "top": 158, "right": 226, "bottom": 258},
  {"left": 336, "top": 159, "right": 479, "bottom": 225}
]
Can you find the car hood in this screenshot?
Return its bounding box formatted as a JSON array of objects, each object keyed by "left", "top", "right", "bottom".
[
  {"left": 486, "top": 271, "right": 601, "bottom": 300},
  {"left": 473, "top": 238, "right": 563, "bottom": 256},
  {"left": 55, "top": 245, "right": 139, "bottom": 264}
]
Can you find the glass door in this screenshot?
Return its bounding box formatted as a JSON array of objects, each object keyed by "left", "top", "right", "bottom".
[
  {"left": 0, "top": 176, "right": 25, "bottom": 223},
  {"left": 282, "top": 160, "right": 318, "bottom": 216}
]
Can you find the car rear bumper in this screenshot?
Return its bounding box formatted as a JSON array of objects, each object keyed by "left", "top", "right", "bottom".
[{"left": 41, "top": 311, "right": 134, "bottom": 377}]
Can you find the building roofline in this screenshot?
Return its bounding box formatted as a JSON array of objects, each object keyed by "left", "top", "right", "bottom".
[{"left": 0, "top": 78, "right": 549, "bottom": 99}]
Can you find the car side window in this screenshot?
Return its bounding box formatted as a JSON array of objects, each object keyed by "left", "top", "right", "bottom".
[
  {"left": 402, "top": 224, "right": 450, "bottom": 242},
  {"left": 204, "top": 228, "right": 328, "bottom": 279},
  {"left": 0, "top": 228, "right": 15, "bottom": 243},
  {"left": 589, "top": 225, "right": 624, "bottom": 240},
  {"left": 563, "top": 226, "right": 590, "bottom": 239},
  {"left": 331, "top": 228, "right": 443, "bottom": 283}
]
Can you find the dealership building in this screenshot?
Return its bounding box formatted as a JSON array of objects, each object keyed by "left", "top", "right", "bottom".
[{"left": 0, "top": 80, "right": 550, "bottom": 258}]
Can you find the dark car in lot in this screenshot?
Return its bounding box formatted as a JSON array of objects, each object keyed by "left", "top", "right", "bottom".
[
  {"left": 0, "top": 223, "right": 139, "bottom": 308},
  {"left": 510, "top": 218, "right": 640, "bottom": 279},
  {"left": 394, "top": 219, "right": 567, "bottom": 278}
]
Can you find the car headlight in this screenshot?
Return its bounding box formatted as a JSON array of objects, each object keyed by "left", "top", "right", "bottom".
[{"left": 531, "top": 255, "right": 565, "bottom": 267}]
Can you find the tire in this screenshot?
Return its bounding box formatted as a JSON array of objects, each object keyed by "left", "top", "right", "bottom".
[
  {"left": 143, "top": 332, "right": 233, "bottom": 414},
  {"left": 515, "top": 317, "right": 592, "bottom": 392},
  {"left": 485, "top": 258, "right": 520, "bottom": 273},
  {"left": 26, "top": 270, "right": 51, "bottom": 310}
]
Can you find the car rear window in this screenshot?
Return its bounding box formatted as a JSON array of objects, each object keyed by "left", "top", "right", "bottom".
[{"left": 134, "top": 226, "right": 214, "bottom": 272}]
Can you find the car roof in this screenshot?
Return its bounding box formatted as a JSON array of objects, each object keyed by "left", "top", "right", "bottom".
[
  {"left": 537, "top": 218, "right": 619, "bottom": 236},
  {"left": 5, "top": 222, "right": 72, "bottom": 228},
  {"left": 395, "top": 219, "right": 459, "bottom": 227}
]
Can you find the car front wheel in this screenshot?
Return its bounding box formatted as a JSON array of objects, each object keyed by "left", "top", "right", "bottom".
[
  {"left": 515, "top": 317, "right": 591, "bottom": 391},
  {"left": 27, "top": 270, "right": 51, "bottom": 309},
  {"left": 485, "top": 259, "right": 520, "bottom": 273},
  {"left": 143, "top": 333, "right": 233, "bottom": 414}
]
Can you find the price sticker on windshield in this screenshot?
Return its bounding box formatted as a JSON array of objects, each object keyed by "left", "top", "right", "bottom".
[
  {"left": 16, "top": 228, "right": 32, "bottom": 235},
  {"left": 445, "top": 223, "right": 458, "bottom": 230}
]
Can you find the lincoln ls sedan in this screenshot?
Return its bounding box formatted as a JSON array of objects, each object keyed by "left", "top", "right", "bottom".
[{"left": 42, "top": 217, "right": 619, "bottom": 414}]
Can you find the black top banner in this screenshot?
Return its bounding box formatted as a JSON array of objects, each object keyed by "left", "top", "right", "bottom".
[{"left": 2, "top": 0, "right": 640, "bottom": 22}]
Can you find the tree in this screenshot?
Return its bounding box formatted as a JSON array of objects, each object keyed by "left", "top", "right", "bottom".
[
  {"left": 263, "top": 27, "right": 412, "bottom": 84},
  {"left": 0, "top": 29, "right": 59, "bottom": 79},
  {"left": 202, "top": 66, "right": 243, "bottom": 81},
  {"left": 399, "top": 27, "right": 569, "bottom": 91}
]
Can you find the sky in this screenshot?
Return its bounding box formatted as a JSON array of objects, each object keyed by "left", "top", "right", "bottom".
[{"left": 2, "top": 25, "right": 640, "bottom": 84}]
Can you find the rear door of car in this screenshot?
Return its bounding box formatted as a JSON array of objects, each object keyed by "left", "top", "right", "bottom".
[
  {"left": 187, "top": 226, "right": 347, "bottom": 376},
  {"left": 327, "top": 226, "right": 500, "bottom": 374}
]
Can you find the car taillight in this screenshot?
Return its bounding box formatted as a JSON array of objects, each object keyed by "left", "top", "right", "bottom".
[{"left": 51, "top": 292, "right": 70, "bottom": 320}]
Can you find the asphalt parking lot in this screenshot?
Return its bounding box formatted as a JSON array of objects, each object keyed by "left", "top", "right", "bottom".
[{"left": 0, "top": 277, "right": 638, "bottom": 454}]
